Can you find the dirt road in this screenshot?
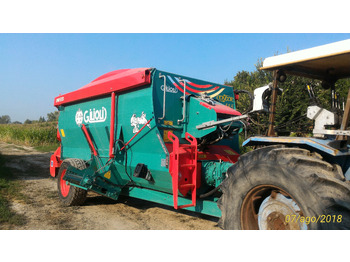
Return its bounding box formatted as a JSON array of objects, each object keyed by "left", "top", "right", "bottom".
[{"left": 0, "top": 142, "right": 219, "bottom": 230}]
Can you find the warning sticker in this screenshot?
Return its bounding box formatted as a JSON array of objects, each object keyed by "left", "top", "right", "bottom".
[
  {"left": 60, "top": 129, "right": 65, "bottom": 137},
  {"left": 163, "top": 121, "right": 173, "bottom": 142},
  {"left": 104, "top": 171, "right": 111, "bottom": 179},
  {"left": 163, "top": 130, "right": 171, "bottom": 142}
]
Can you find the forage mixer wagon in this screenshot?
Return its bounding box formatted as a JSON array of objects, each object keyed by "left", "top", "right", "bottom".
[
  {"left": 50, "top": 68, "right": 245, "bottom": 218},
  {"left": 50, "top": 40, "right": 350, "bottom": 230}
]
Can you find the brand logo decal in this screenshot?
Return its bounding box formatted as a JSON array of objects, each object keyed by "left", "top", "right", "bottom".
[
  {"left": 130, "top": 112, "right": 151, "bottom": 133},
  {"left": 56, "top": 97, "right": 64, "bottom": 103},
  {"left": 75, "top": 107, "right": 107, "bottom": 125},
  {"left": 75, "top": 109, "right": 83, "bottom": 125},
  {"left": 217, "top": 94, "right": 233, "bottom": 103},
  {"left": 161, "top": 84, "right": 178, "bottom": 94}
]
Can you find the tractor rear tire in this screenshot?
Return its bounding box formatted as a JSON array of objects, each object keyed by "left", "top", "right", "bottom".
[
  {"left": 57, "top": 159, "right": 87, "bottom": 206},
  {"left": 218, "top": 146, "right": 350, "bottom": 230}
]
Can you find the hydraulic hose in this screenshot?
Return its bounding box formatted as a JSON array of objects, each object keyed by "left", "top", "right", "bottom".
[
  {"left": 199, "top": 184, "right": 221, "bottom": 199},
  {"left": 234, "top": 89, "right": 254, "bottom": 114},
  {"left": 115, "top": 139, "right": 135, "bottom": 186}
]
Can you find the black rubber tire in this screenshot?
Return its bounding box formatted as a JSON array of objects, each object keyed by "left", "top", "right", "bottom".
[
  {"left": 218, "top": 145, "right": 350, "bottom": 230},
  {"left": 57, "top": 159, "right": 87, "bottom": 206}
]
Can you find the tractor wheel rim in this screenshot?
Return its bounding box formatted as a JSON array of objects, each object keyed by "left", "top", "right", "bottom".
[
  {"left": 241, "top": 185, "right": 307, "bottom": 230},
  {"left": 258, "top": 193, "right": 307, "bottom": 230},
  {"left": 60, "top": 169, "right": 70, "bottom": 197}
]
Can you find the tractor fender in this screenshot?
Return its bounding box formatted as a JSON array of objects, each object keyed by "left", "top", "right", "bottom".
[
  {"left": 242, "top": 136, "right": 350, "bottom": 175},
  {"left": 243, "top": 136, "right": 349, "bottom": 157}
]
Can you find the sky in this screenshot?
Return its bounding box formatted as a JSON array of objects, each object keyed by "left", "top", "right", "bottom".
[{"left": 1, "top": 33, "right": 350, "bottom": 122}]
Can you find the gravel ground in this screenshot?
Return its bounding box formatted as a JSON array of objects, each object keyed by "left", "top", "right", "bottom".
[{"left": 0, "top": 142, "right": 219, "bottom": 230}]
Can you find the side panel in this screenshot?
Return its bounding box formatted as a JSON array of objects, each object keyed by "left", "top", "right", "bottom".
[
  {"left": 152, "top": 69, "right": 239, "bottom": 149},
  {"left": 152, "top": 69, "right": 237, "bottom": 123},
  {"left": 58, "top": 96, "right": 112, "bottom": 160},
  {"left": 184, "top": 96, "right": 217, "bottom": 137},
  {"left": 58, "top": 86, "right": 174, "bottom": 194},
  {"left": 115, "top": 86, "right": 173, "bottom": 193}
]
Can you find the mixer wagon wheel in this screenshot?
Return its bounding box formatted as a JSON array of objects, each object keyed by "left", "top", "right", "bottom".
[
  {"left": 217, "top": 145, "right": 350, "bottom": 230},
  {"left": 57, "top": 159, "right": 87, "bottom": 206}
]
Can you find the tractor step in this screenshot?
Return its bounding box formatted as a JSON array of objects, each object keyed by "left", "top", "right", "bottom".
[{"left": 168, "top": 131, "right": 198, "bottom": 210}]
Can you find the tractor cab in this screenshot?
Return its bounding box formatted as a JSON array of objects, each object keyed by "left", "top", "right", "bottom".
[
  {"left": 244, "top": 39, "right": 350, "bottom": 155},
  {"left": 262, "top": 39, "right": 350, "bottom": 139}
]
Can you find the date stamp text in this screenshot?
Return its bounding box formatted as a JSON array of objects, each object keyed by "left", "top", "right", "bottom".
[{"left": 285, "top": 214, "right": 342, "bottom": 225}]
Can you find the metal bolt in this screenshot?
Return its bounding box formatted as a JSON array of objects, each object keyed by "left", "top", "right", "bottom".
[{"left": 270, "top": 190, "right": 277, "bottom": 199}]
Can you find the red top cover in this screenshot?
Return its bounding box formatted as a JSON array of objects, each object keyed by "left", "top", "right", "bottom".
[{"left": 54, "top": 68, "right": 152, "bottom": 106}]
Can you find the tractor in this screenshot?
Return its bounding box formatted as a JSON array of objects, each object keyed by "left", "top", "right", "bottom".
[
  {"left": 219, "top": 39, "right": 350, "bottom": 229},
  {"left": 50, "top": 39, "right": 350, "bottom": 230}
]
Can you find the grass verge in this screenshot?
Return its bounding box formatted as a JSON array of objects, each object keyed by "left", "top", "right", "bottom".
[
  {"left": 35, "top": 144, "right": 59, "bottom": 152},
  {"left": 0, "top": 154, "right": 26, "bottom": 227}
]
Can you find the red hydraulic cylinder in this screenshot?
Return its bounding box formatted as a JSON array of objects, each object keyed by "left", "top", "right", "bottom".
[
  {"left": 81, "top": 124, "right": 98, "bottom": 156},
  {"left": 120, "top": 117, "right": 154, "bottom": 151},
  {"left": 109, "top": 92, "right": 116, "bottom": 159}
]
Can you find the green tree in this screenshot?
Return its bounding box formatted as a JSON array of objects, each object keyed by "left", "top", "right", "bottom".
[
  {"left": 226, "top": 58, "right": 349, "bottom": 136},
  {"left": 24, "top": 119, "right": 32, "bottom": 124},
  {"left": 225, "top": 60, "right": 272, "bottom": 135},
  {"left": 0, "top": 115, "right": 11, "bottom": 124},
  {"left": 274, "top": 75, "right": 315, "bottom": 134},
  {"left": 47, "top": 111, "right": 59, "bottom": 122},
  {"left": 38, "top": 116, "right": 46, "bottom": 123}
]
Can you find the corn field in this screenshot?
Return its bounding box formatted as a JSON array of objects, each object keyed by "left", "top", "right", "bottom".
[{"left": 0, "top": 123, "right": 59, "bottom": 147}]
